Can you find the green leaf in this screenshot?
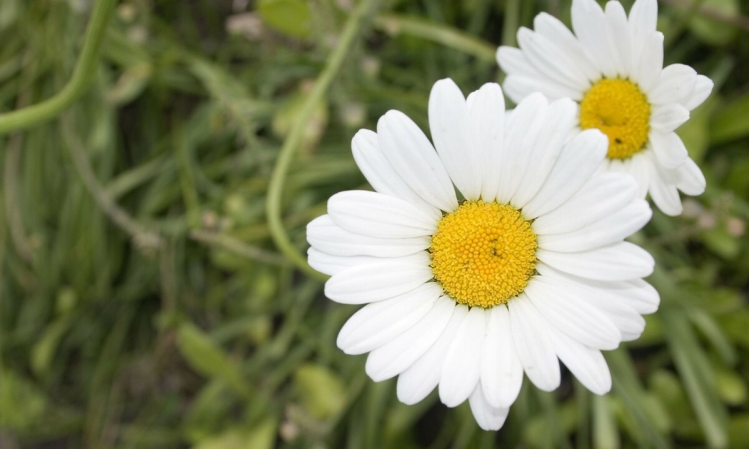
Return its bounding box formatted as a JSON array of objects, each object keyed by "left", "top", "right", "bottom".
[
  {"left": 257, "top": 0, "right": 312, "bottom": 39},
  {"left": 711, "top": 92, "right": 749, "bottom": 145},
  {"left": 176, "top": 323, "right": 252, "bottom": 399},
  {"left": 294, "top": 364, "right": 347, "bottom": 420},
  {"left": 192, "top": 419, "right": 276, "bottom": 449}
]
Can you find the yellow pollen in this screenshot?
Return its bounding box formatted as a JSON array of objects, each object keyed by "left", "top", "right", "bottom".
[
  {"left": 429, "top": 201, "right": 538, "bottom": 308},
  {"left": 579, "top": 78, "right": 651, "bottom": 160}
]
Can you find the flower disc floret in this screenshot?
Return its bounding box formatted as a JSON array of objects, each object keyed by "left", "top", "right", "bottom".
[
  {"left": 429, "top": 200, "right": 537, "bottom": 308},
  {"left": 579, "top": 78, "right": 651, "bottom": 160}
]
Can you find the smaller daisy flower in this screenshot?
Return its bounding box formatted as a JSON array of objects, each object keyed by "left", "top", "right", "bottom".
[
  {"left": 497, "top": 0, "right": 711, "bottom": 216},
  {"left": 307, "top": 79, "right": 659, "bottom": 431}
]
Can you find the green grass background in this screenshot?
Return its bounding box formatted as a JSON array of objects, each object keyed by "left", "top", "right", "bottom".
[{"left": 0, "top": 0, "right": 748, "bottom": 447}]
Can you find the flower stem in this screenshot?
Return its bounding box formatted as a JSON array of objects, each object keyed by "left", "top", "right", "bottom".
[
  {"left": 0, "top": 0, "right": 118, "bottom": 135},
  {"left": 266, "top": 0, "right": 378, "bottom": 280}
]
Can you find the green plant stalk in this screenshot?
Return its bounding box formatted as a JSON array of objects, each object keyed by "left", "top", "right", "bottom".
[
  {"left": 266, "top": 0, "right": 377, "bottom": 280},
  {"left": 0, "top": 0, "right": 118, "bottom": 135},
  {"left": 374, "top": 14, "right": 497, "bottom": 62}
]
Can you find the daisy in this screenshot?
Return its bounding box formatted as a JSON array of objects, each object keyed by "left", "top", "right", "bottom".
[
  {"left": 306, "top": 79, "right": 659, "bottom": 431},
  {"left": 496, "top": 0, "right": 711, "bottom": 216}
]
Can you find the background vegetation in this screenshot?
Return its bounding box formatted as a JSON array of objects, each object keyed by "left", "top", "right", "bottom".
[{"left": 0, "top": 0, "right": 748, "bottom": 447}]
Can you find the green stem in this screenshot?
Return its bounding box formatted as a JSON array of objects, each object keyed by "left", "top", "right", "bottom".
[
  {"left": 374, "top": 14, "right": 496, "bottom": 62},
  {"left": 0, "top": 0, "right": 118, "bottom": 135},
  {"left": 266, "top": 0, "right": 377, "bottom": 280}
]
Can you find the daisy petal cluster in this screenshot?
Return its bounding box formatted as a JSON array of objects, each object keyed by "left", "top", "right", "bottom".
[
  {"left": 307, "top": 79, "right": 659, "bottom": 430},
  {"left": 497, "top": 0, "right": 710, "bottom": 216}
]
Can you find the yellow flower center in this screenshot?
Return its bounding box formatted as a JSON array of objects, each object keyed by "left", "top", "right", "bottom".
[
  {"left": 429, "top": 201, "right": 538, "bottom": 308},
  {"left": 579, "top": 78, "right": 651, "bottom": 160}
]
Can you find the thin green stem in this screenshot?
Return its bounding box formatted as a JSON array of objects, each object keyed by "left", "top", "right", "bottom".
[
  {"left": 374, "top": 14, "right": 496, "bottom": 62},
  {"left": 0, "top": 0, "right": 118, "bottom": 135},
  {"left": 266, "top": 0, "right": 377, "bottom": 280}
]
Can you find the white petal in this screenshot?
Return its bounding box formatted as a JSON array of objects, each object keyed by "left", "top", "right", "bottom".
[
  {"left": 524, "top": 277, "right": 622, "bottom": 350},
  {"left": 631, "top": 31, "right": 664, "bottom": 92},
  {"left": 532, "top": 172, "right": 638, "bottom": 235},
  {"left": 366, "top": 295, "right": 455, "bottom": 381},
  {"left": 648, "top": 64, "right": 698, "bottom": 105},
  {"left": 508, "top": 293, "right": 560, "bottom": 391},
  {"left": 533, "top": 12, "right": 600, "bottom": 83},
  {"left": 680, "top": 75, "right": 714, "bottom": 111},
  {"left": 377, "top": 110, "right": 458, "bottom": 211},
  {"left": 469, "top": 385, "right": 510, "bottom": 431},
  {"left": 497, "top": 93, "right": 548, "bottom": 204},
  {"left": 397, "top": 305, "right": 469, "bottom": 405},
  {"left": 551, "top": 328, "right": 612, "bottom": 395},
  {"left": 538, "top": 199, "right": 651, "bottom": 252},
  {"left": 328, "top": 191, "right": 437, "bottom": 239},
  {"left": 308, "top": 247, "right": 396, "bottom": 276},
  {"left": 572, "top": 0, "right": 617, "bottom": 78},
  {"left": 352, "top": 129, "right": 439, "bottom": 215},
  {"left": 336, "top": 283, "right": 443, "bottom": 355},
  {"left": 676, "top": 158, "right": 706, "bottom": 196},
  {"left": 429, "top": 79, "right": 483, "bottom": 200},
  {"left": 522, "top": 129, "right": 608, "bottom": 219},
  {"left": 503, "top": 74, "right": 583, "bottom": 104},
  {"left": 537, "top": 242, "right": 654, "bottom": 281},
  {"left": 629, "top": 0, "right": 658, "bottom": 34},
  {"left": 496, "top": 46, "right": 536, "bottom": 76},
  {"left": 649, "top": 131, "right": 688, "bottom": 170},
  {"left": 517, "top": 27, "right": 590, "bottom": 91},
  {"left": 439, "top": 307, "right": 486, "bottom": 407},
  {"left": 628, "top": 152, "right": 652, "bottom": 198},
  {"left": 650, "top": 103, "right": 690, "bottom": 133},
  {"left": 470, "top": 83, "right": 506, "bottom": 201},
  {"left": 511, "top": 98, "right": 579, "bottom": 209},
  {"left": 324, "top": 255, "right": 433, "bottom": 304},
  {"left": 481, "top": 306, "right": 524, "bottom": 408},
  {"left": 604, "top": 1, "right": 633, "bottom": 76},
  {"left": 307, "top": 215, "right": 430, "bottom": 257},
  {"left": 537, "top": 263, "right": 659, "bottom": 315},
  {"left": 648, "top": 151, "right": 683, "bottom": 216}
]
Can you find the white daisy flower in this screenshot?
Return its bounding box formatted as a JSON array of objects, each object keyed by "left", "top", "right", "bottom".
[
  {"left": 306, "top": 79, "right": 659, "bottom": 431},
  {"left": 496, "top": 0, "right": 711, "bottom": 216}
]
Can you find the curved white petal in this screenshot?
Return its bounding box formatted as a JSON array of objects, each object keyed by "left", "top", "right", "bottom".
[
  {"left": 503, "top": 74, "right": 583, "bottom": 104},
  {"left": 470, "top": 83, "right": 506, "bottom": 201},
  {"left": 604, "top": 1, "right": 632, "bottom": 77},
  {"left": 307, "top": 215, "right": 430, "bottom": 257},
  {"left": 551, "top": 327, "right": 612, "bottom": 395},
  {"left": 533, "top": 12, "right": 600, "bottom": 83},
  {"left": 649, "top": 131, "right": 688, "bottom": 170},
  {"left": 324, "top": 255, "right": 433, "bottom": 304},
  {"left": 648, "top": 64, "right": 697, "bottom": 105},
  {"left": 572, "top": 0, "right": 617, "bottom": 78},
  {"left": 650, "top": 103, "right": 690, "bottom": 133},
  {"left": 681, "top": 75, "right": 714, "bottom": 111},
  {"left": 628, "top": 151, "right": 652, "bottom": 198},
  {"left": 366, "top": 295, "right": 455, "bottom": 381},
  {"left": 429, "top": 79, "right": 483, "bottom": 200},
  {"left": 469, "top": 385, "right": 510, "bottom": 431},
  {"left": 538, "top": 199, "right": 651, "bottom": 252},
  {"left": 508, "top": 293, "right": 560, "bottom": 391},
  {"left": 496, "top": 46, "right": 536, "bottom": 76},
  {"left": 648, "top": 152, "right": 683, "bottom": 216},
  {"left": 497, "top": 93, "right": 549, "bottom": 204},
  {"left": 308, "top": 247, "right": 400, "bottom": 276},
  {"left": 629, "top": 0, "right": 658, "bottom": 66},
  {"left": 440, "top": 307, "right": 486, "bottom": 407},
  {"left": 676, "top": 158, "right": 706, "bottom": 196},
  {"left": 532, "top": 172, "right": 638, "bottom": 235},
  {"left": 511, "top": 98, "right": 579, "bottom": 209},
  {"left": 524, "top": 277, "right": 622, "bottom": 350},
  {"left": 352, "top": 129, "right": 439, "bottom": 215},
  {"left": 377, "top": 110, "right": 458, "bottom": 211},
  {"left": 328, "top": 190, "right": 437, "bottom": 238},
  {"left": 522, "top": 129, "right": 608, "bottom": 219},
  {"left": 631, "top": 31, "right": 664, "bottom": 92},
  {"left": 517, "top": 27, "right": 590, "bottom": 91},
  {"left": 481, "top": 306, "right": 524, "bottom": 408},
  {"left": 397, "top": 304, "right": 469, "bottom": 405},
  {"left": 537, "top": 242, "right": 655, "bottom": 281},
  {"left": 336, "top": 282, "right": 443, "bottom": 354}
]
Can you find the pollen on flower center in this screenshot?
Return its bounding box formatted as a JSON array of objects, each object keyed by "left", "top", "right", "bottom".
[
  {"left": 429, "top": 201, "right": 538, "bottom": 308},
  {"left": 579, "top": 78, "right": 651, "bottom": 160}
]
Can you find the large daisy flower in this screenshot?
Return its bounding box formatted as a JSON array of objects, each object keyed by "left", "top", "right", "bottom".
[
  {"left": 306, "top": 79, "right": 659, "bottom": 431},
  {"left": 497, "top": 0, "right": 711, "bottom": 216}
]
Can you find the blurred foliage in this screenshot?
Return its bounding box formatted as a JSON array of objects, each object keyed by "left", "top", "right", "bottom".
[{"left": 0, "top": 0, "right": 748, "bottom": 448}]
